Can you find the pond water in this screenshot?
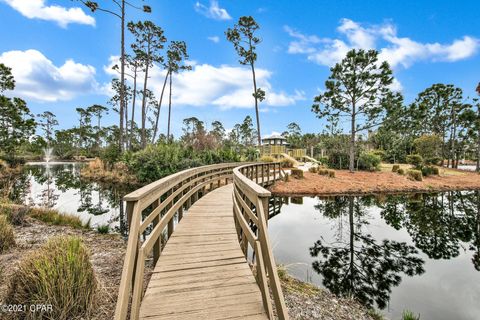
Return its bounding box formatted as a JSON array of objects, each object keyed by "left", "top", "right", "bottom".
[
  {"left": 267, "top": 192, "right": 480, "bottom": 320},
  {"left": 12, "top": 162, "right": 133, "bottom": 234}
]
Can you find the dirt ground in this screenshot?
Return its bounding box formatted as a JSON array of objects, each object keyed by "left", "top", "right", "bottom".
[
  {"left": 271, "top": 167, "right": 480, "bottom": 196},
  {"left": 0, "top": 218, "right": 376, "bottom": 320},
  {"left": 0, "top": 217, "right": 153, "bottom": 319}
]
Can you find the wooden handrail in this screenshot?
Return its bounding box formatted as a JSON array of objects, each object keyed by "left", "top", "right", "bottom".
[
  {"left": 114, "top": 163, "right": 241, "bottom": 320},
  {"left": 233, "top": 162, "right": 289, "bottom": 320}
]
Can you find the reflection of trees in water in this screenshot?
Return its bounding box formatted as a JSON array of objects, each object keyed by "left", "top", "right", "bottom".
[
  {"left": 21, "top": 164, "right": 133, "bottom": 235},
  {"left": 311, "top": 196, "right": 425, "bottom": 309},
  {"left": 379, "top": 191, "right": 480, "bottom": 269}
]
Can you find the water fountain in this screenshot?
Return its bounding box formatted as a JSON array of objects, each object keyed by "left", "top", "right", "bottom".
[{"left": 43, "top": 147, "right": 53, "bottom": 163}]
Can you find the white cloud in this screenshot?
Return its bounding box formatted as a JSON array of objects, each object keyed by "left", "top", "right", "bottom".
[
  {"left": 285, "top": 19, "right": 479, "bottom": 68},
  {"left": 2, "top": 0, "right": 95, "bottom": 28},
  {"left": 194, "top": 0, "right": 231, "bottom": 20},
  {"left": 0, "top": 49, "right": 98, "bottom": 102},
  {"left": 104, "top": 57, "right": 304, "bottom": 110},
  {"left": 208, "top": 36, "right": 220, "bottom": 43}
]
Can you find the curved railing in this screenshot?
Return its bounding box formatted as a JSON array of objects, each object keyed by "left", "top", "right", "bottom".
[
  {"left": 233, "top": 162, "right": 289, "bottom": 320},
  {"left": 114, "top": 163, "right": 241, "bottom": 320}
]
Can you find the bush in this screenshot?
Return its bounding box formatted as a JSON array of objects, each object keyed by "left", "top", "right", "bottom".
[
  {"left": 407, "top": 169, "right": 423, "bottom": 181},
  {"left": 425, "top": 156, "right": 442, "bottom": 165},
  {"left": 0, "top": 204, "right": 27, "bottom": 225},
  {"left": 0, "top": 215, "right": 15, "bottom": 253},
  {"left": 372, "top": 149, "right": 386, "bottom": 160},
  {"left": 308, "top": 166, "right": 318, "bottom": 173},
  {"left": 397, "top": 168, "right": 405, "bottom": 175},
  {"left": 259, "top": 155, "right": 275, "bottom": 163},
  {"left": 422, "top": 165, "right": 440, "bottom": 177},
  {"left": 406, "top": 154, "right": 424, "bottom": 169},
  {"left": 5, "top": 236, "right": 97, "bottom": 320},
  {"left": 318, "top": 169, "right": 335, "bottom": 178},
  {"left": 392, "top": 164, "right": 400, "bottom": 173},
  {"left": 97, "top": 225, "right": 110, "bottom": 234},
  {"left": 281, "top": 157, "right": 295, "bottom": 168},
  {"left": 291, "top": 168, "right": 304, "bottom": 179},
  {"left": 125, "top": 143, "right": 240, "bottom": 183},
  {"left": 358, "top": 152, "right": 381, "bottom": 171}
]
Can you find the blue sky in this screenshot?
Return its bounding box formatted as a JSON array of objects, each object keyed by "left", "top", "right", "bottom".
[{"left": 0, "top": 0, "right": 479, "bottom": 137}]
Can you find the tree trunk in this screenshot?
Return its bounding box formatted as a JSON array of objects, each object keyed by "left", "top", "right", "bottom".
[
  {"left": 152, "top": 70, "right": 169, "bottom": 143},
  {"left": 141, "top": 55, "right": 151, "bottom": 149},
  {"left": 119, "top": 0, "right": 125, "bottom": 152},
  {"left": 167, "top": 72, "right": 173, "bottom": 142},
  {"left": 250, "top": 63, "right": 261, "bottom": 146},
  {"left": 449, "top": 107, "right": 457, "bottom": 168},
  {"left": 129, "top": 63, "right": 138, "bottom": 149},
  {"left": 349, "top": 104, "right": 356, "bottom": 172}
]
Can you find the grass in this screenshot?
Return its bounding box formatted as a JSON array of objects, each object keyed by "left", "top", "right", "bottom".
[
  {"left": 0, "top": 215, "right": 15, "bottom": 253},
  {"left": 367, "top": 309, "right": 385, "bottom": 320},
  {"left": 96, "top": 224, "right": 110, "bottom": 234},
  {"left": 5, "top": 236, "right": 98, "bottom": 320},
  {"left": 277, "top": 265, "right": 321, "bottom": 296},
  {"left": 28, "top": 207, "right": 90, "bottom": 229},
  {"left": 402, "top": 310, "right": 420, "bottom": 320}
]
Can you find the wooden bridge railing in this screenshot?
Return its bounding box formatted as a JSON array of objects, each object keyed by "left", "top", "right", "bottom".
[
  {"left": 114, "top": 163, "right": 241, "bottom": 320},
  {"left": 233, "top": 162, "right": 289, "bottom": 320}
]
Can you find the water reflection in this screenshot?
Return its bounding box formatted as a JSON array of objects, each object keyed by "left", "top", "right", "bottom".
[
  {"left": 310, "top": 196, "right": 424, "bottom": 309},
  {"left": 16, "top": 163, "right": 134, "bottom": 235},
  {"left": 268, "top": 190, "right": 480, "bottom": 319}
]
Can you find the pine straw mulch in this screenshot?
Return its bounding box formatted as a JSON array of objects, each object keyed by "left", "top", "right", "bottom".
[{"left": 271, "top": 169, "right": 480, "bottom": 197}]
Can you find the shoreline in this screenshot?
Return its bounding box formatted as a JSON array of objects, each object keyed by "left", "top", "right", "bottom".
[{"left": 0, "top": 210, "right": 378, "bottom": 320}]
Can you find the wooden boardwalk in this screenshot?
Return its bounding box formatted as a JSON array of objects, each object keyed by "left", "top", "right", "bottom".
[{"left": 139, "top": 185, "right": 269, "bottom": 320}]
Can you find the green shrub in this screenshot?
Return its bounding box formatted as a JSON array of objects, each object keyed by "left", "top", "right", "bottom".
[
  {"left": 0, "top": 215, "right": 15, "bottom": 253},
  {"left": 421, "top": 165, "right": 439, "bottom": 177},
  {"left": 259, "top": 155, "right": 275, "bottom": 163},
  {"left": 29, "top": 208, "right": 87, "bottom": 229},
  {"left": 280, "top": 157, "right": 295, "bottom": 168},
  {"left": 397, "top": 168, "right": 405, "bottom": 175},
  {"left": 5, "top": 236, "right": 97, "bottom": 320},
  {"left": 291, "top": 168, "right": 304, "bottom": 179},
  {"left": 392, "top": 164, "right": 400, "bottom": 173},
  {"left": 125, "top": 143, "right": 240, "bottom": 183},
  {"left": 406, "top": 154, "right": 424, "bottom": 169},
  {"left": 407, "top": 169, "right": 423, "bottom": 181},
  {"left": 372, "top": 149, "right": 386, "bottom": 160},
  {"left": 402, "top": 310, "right": 420, "bottom": 320},
  {"left": 96, "top": 224, "right": 110, "bottom": 234},
  {"left": 425, "top": 156, "right": 442, "bottom": 165},
  {"left": 358, "top": 152, "right": 381, "bottom": 171}
]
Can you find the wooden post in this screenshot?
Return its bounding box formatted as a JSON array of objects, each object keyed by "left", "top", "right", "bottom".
[
  {"left": 151, "top": 199, "right": 161, "bottom": 265},
  {"left": 178, "top": 206, "right": 183, "bottom": 221}
]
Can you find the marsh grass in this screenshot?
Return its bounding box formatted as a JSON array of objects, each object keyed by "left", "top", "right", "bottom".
[
  {"left": 402, "top": 310, "right": 420, "bottom": 320},
  {"left": 28, "top": 207, "right": 89, "bottom": 229},
  {"left": 0, "top": 215, "right": 15, "bottom": 253},
  {"left": 96, "top": 224, "right": 110, "bottom": 234},
  {"left": 5, "top": 236, "right": 98, "bottom": 320}
]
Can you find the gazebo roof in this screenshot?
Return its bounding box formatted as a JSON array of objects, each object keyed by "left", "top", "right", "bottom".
[{"left": 261, "top": 134, "right": 286, "bottom": 141}]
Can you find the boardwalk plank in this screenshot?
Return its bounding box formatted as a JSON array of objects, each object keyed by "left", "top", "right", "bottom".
[{"left": 139, "top": 185, "right": 268, "bottom": 320}]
